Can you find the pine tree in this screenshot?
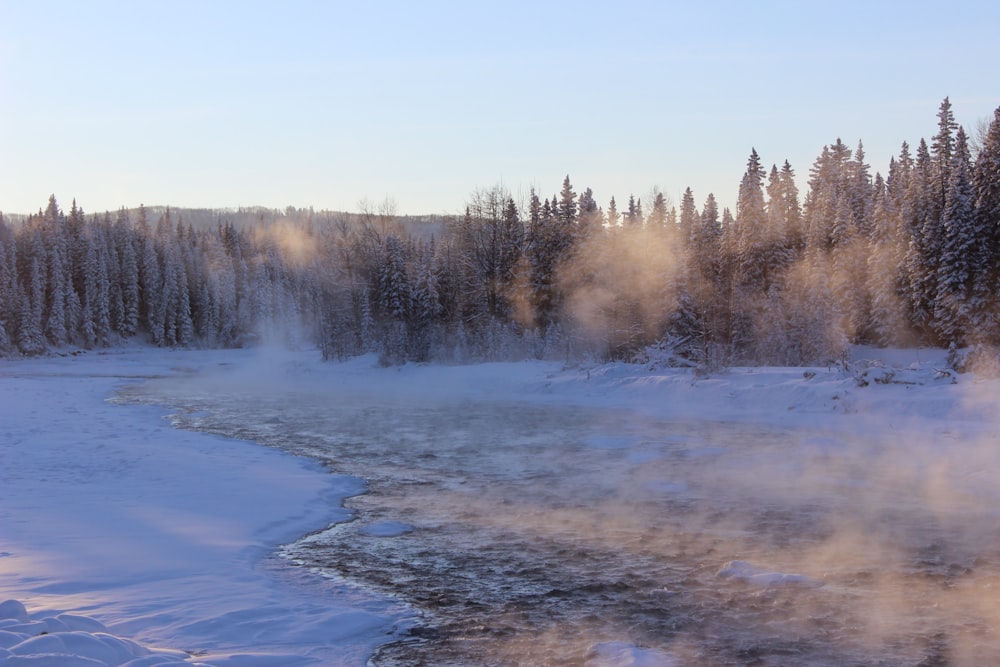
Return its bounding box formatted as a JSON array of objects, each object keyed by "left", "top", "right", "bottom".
[
  {"left": 846, "top": 141, "right": 874, "bottom": 238},
  {"left": 778, "top": 161, "right": 804, "bottom": 252},
  {"left": 524, "top": 184, "right": 576, "bottom": 332},
  {"left": 867, "top": 173, "right": 908, "bottom": 345},
  {"left": 528, "top": 188, "right": 542, "bottom": 231},
  {"left": 733, "top": 148, "right": 771, "bottom": 292},
  {"left": 0, "top": 312, "right": 8, "bottom": 353},
  {"left": 606, "top": 196, "right": 619, "bottom": 227},
  {"left": 678, "top": 188, "right": 697, "bottom": 243},
  {"left": 698, "top": 194, "right": 721, "bottom": 250},
  {"left": 81, "top": 230, "right": 113, "bottom": 347},
  {"left": 931, "top": 97, "right": 959, "bottom": 214},
  {"left": 625, "top": 195, "right": 639, "bottom": 227},
  {"left": 19, "top": 258, "right": 46, "bottom": 354},
  {"left": 175, "top": 256, "right": 194, "bottom": 346},
  {"left": 410, "top": 241, "right": 442, "bottom": 360},
  {"left": 577, "top": 187, "right": 601, "bottom": 239},
  {"left": 45, "top": 243, "right": 68, "bottom": 346},
  {"left": 378, "top": 235, "right": 411, "bottom": 322},
  {"left": 0, "top": 220, "right": 16, "bottom": 350},
  {"left": 116, "top": 210, "right": 140, "bottom": 336},
  {"left": 216, "top": 260, "right": 238, "bottom": 346},
  {"left": 558, "top": 175, "right": 578, "bottom": 226},
  {"left": 934, "top": 126, "right": 978, "bottom": 343},
  {"left": 142, "top": 236, "right": 164, "bottom": 344},
  {"left": 973, "top": 106, "right": 1000, "bottom": 341},
  {"left": 904, "top": 139, "right": 940, "bottom": 339}
]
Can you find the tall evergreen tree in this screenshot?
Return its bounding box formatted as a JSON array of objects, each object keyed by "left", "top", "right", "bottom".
[
  {"left": 972, "top": 106, "right": 1000, "bottom": 340},
  {"left": 732, "top": 148, "right": 772, "bottom": 292},
  {"left": 931, "top": 97, "right": 959, "bottom": 215},
  {"left": 904, "top": 139, "right": 940, "bottom": 339},
  {"left": 558, "top": 175, "right": 578, "bottom": 226},
  {"left": 577, "top": 187, "right": 601, "bottom": 239},
  {"left": 934, "top": 126, "right": 978, "bottom": 343},
  {"left": 115, "top": 209, "right": 140, "bottom": 336},
  {"left": 624, "top": 195, "right": 637, "bottom": 227},
  {"left": 606, "top": 196, "right": 620, "bottom": 228},
  {"left": 678, "top": 188, "right": 697, "bottom": 244},
  {"left": 646, "top": 190, "right": 667, "bottom": 231},
  {"left": 19, "top": 258, "right": 46, "bottom": 354}
]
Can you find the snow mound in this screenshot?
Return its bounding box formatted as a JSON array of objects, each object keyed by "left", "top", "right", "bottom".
[
  {"left": 0, "top": 601, "right": 212, "bottom": 667},
  {"left": 0, "top": 602, "right": 28, "bottom": 624},
  {"left": 717, "top": 560, "right": 822, "bottom": 588}
]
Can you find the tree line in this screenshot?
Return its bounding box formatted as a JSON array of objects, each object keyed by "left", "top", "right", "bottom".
[{"left": 2, "top": 98, "right": 999, "bottom": 367}]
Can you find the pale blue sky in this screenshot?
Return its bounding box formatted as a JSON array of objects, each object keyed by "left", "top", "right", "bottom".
[{"left": 1, "top": 0, "right": 998, "bottom": 217}]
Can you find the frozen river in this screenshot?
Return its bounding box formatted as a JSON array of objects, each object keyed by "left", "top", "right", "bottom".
[{"left": 118, "top": 359, "right": 1000, "bottom": 666}]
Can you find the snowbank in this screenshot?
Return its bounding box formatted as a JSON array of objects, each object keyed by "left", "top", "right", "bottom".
[
  {"left": 0, "top": 598, "right": 210, "bottom": 667},
  {"left": 0, "top": 348, "right": 409, "bottom": 666}
]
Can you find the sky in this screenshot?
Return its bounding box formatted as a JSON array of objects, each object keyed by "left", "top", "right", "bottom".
[{"left": 1, "top": 0, "right": 998, "bottom": 218}]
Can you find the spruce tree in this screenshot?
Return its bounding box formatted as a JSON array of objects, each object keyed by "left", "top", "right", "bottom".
[
  {"left": 577, "top": 187, "right": 601, "bottom": 239},
  {"left": 625, "top": 195, "right": 639, "bottom": 227},
  {"left": 733, "top": 148, "right": 770, "bottom": 292},
  {"left": 935, "top": 126, "right": 976, "bottom": 343},
  {"left": 678, "top": 188, "right": 697, "bottom": 244},
  {"left": 0, "top": 223, "right": 15, "bottom": 347},
  {"left": 558, "top": 175, "right": 577, "bottom": 226},
  {"left": 19, "top": 259, "right": 46, "bottom": 355},
  {"left": 931, "top": 97, "right": 959, "bottom": 215},
  {"left": 606, "top": 196, "right": 619, "bottom": 227},
  {"left": 904, "top": 139, "right": 939, "bottom": 339},
  {"left": 972, "top": 106, "right": 1000, "bottom": 341},
  {"left": 647, "top": 190, "right": 668, "bottom": 231}
]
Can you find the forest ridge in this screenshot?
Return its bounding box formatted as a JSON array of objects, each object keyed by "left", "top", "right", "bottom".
[{"left": 1, "top": 98, "right": 999, "bottom": 367}]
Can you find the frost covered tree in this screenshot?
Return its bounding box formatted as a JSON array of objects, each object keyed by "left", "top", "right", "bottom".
[
  {"left": 867, "top": 172, "right": 910, "bottom": 345},
  {"left": 525, "top": 188, "right": 574, "bottom": 332},
  {"left": 459, "top": 186, "right": 524, "bottom": 323},
  {"left": 732, "top": 148, "right": 774, "bottom": 293},
  {"left": 934, "top": 127, "right": 979, "bottom": 344},
  {"left": 4, "top": 98, "right": 997, "bottom": 363},
  {"left": 904, "top": 139, "right": 941, "bottom": 339},
  {"left": 973, "top": 106, "right": 1000, "bottom": 339},
  {"left": 409, "top": 240, "right": 443, "bottom": 360},
  {"left": 678, "top": 188, "right": 697, "bottom": 244},
  {"left": 648, "top": 190, "right": 669, "bottom": 232},
  {"left": 19, "top": 258, "right": 47, "bottom": 355},
  {"left": 625, "top": 195, "right": 641, "bottom": 227},
  {"left": 114, "top": 209, "right": 140, "bottom": 336},
  {"left": 0, "top": 218, "right": 18, "bottom": 352},
  {"left": 606, "top": 196, "right": 620, "bottom": 228},
  {"left": 577, "top": 187, "right": 601, "bottom": 239},
  {"left": 81, "top": 228, "right": 113, "bottom": 347},
  {"left": 931, "top": 97, "right": 960, "bottom": 217},
  {"left": 557, "top": 175, "right": 578, "bottom": 227}
]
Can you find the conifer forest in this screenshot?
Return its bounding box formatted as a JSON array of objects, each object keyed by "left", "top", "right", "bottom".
[{"left": 3, "top": 99, "right": 1000, "bottom": 367}]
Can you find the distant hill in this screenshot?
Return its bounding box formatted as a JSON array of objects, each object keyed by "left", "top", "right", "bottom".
[{"left": 4, "top": 204, "right": 453, "bottom": 241}]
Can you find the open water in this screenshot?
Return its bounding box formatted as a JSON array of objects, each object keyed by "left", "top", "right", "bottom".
[{"left": 118, "top": 369, "right": 1000, "bottom": 666}]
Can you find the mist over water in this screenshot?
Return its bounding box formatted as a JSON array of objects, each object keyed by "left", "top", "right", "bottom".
[{"left": 118, "top": 364, "right": 1000, "bottom": 666}]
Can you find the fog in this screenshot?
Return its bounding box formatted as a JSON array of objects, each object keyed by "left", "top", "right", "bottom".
[{"left": 117, "top": 350, "right": 1000, "bottom": 666}]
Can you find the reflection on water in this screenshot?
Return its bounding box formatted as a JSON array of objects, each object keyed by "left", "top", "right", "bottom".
[{"left": 119, "top": 373, "right": 1000, "bottom": 666}]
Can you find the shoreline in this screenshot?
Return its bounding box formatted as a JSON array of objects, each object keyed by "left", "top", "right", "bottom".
[{"left": 0, "top": 348, "right": 406, "bottom": 665}]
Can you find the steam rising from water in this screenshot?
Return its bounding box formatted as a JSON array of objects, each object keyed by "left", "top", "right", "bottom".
[
  {"left": 119, "top": 357, "right": 1000, "bottom": 666},
  {"left": 252, "top": 217, "right": 320, "bottom": 268}
]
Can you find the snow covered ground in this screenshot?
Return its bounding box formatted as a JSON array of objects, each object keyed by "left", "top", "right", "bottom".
[
  {"left": 3, "top": 344, "right": 1000, "bottom": 666},
  {"left": 0, "top": 347, "right": 412, "bottom": 666}
]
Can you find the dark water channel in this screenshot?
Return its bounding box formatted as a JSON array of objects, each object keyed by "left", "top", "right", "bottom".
[{"left": 117, "top": 371, "right": 1000, "bottom": 666}]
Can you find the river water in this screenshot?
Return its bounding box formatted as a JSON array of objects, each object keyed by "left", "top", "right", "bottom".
[{"left": 117, "top": 367, "right": 1000, "bottom": 666}]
